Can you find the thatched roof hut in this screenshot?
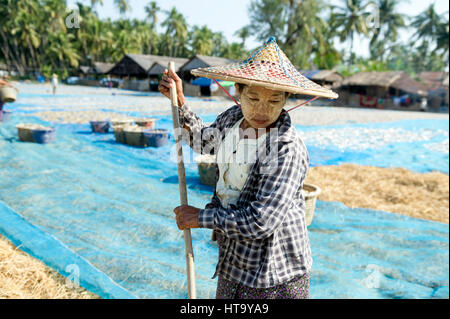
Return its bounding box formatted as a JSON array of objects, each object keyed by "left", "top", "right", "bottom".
[
  {"left": 79, "top": 65, "right": 90, "bottom": 76},
  {"left": 419, "top": 71, "right": 449, "bottom": 91},
  {"left": 147, "top": 57, "right": 189, "bottom": 77},
  {"left": 339, "top": 71, "right": 428, "bottom": 97},
  {"left": 179, "top": 55, "right": 236, "bottom": 81},
  {"left": 109, "top": 54, "right": 188, "bottom": 79},
  {"left": 79, "top": 62, "right": 114, "bottom": 78},
  {"left": 300, "top": 70, "right": 344, "bottom": 88},
  {"left": 92, "top": 62, "right": 115, "bottom": 75}
]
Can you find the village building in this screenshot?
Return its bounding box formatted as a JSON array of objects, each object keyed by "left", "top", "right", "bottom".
[
  {"left": 336, "top": 71, "right": 428, "bottom": 110},
  {"left": 178, "top": 55, "right": 236, "bottom": 97},
  {"left": 419, "top": 71, "right": 449, "bottom": 111},
  {"left": 108, "top": 54, "right": 187, "bottom": 91},
  {"left": 300, "top": 70, "right": 344, "bottom": 89}
]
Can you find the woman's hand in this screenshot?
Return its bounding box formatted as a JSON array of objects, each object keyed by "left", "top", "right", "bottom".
[
  {"left": 0, "top": 79, "right": 12, "bottom": 87},
  {"left": 173, "top": 205, "right": 200, "bottom": 230},
  {"left": 158, "top": 69, "right": 186, "bottom": 107}
]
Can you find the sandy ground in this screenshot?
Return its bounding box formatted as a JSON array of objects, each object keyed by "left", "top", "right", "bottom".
[{"left": 1, "top": 83, "right": 448, "bottom": 298}]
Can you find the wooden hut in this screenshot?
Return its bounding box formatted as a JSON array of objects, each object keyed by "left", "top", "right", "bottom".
[
  {"left": 108, "top": 54, "right": 189, "bottom": 91},
  {"left": 78, "top": 65, "right": 91, "bottom": 78},
  {"left": 109, "top": 54, "right": 156, "bottom": 79},
  {"left": 178, "top": 55, "right": 236, "bottom": 96},
  {"left": 419, "top": 71, "right": 449, "bottom": 110},
  {"left": 91, "top": 62, "right": 115, "bottom": 75},
  {"left": 79, "top": 62, "right": 114, "bottom": 79},
  {"left": 337, "top": 71, "right": 428, "bottom": 110},
  {"left": 300, "top": 70, "right": 344, "bottom": 89},
  {"left": 147, "top": 57, "right": 189, "bottom": 77},
  {"left": 179, "top": 55, "right": 235, "bottom": 82},
  {"left": 147, "top": 57, "right": 188, "bottom": 91}
]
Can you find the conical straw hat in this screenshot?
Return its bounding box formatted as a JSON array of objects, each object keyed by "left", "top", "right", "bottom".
[{"left": 191, "top": 37, "right": 338, "bottom": 99}]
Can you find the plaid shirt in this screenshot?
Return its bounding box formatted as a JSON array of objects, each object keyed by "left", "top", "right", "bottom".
[{"left": 178, "top": 103, "right": 312, "bottom": 288}]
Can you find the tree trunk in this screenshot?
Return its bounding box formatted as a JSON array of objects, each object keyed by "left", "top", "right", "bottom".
[
  {"left": 0, "top": 29, "right": 24, "bottom": 75},
  {"left": 349, "top": 31, "right": 354, "bottom": 65}
]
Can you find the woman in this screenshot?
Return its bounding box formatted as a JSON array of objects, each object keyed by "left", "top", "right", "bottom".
[{"left": 158, "top": 38, "right": 337, "bottom": 299}]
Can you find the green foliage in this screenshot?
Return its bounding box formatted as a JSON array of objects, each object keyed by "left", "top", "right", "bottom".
[{"left": 0, "top": 0, "right": 447, "bottom": 79}]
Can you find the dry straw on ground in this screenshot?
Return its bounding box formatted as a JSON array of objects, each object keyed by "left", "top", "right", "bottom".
[
  {"left": 0, "top": 235, "right": 99, "bottom": 299},
  {"left": 305, "top": 163, "right": 449, "bottom": 223}
]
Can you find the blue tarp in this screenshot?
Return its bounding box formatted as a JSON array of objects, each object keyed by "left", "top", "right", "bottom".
[
  {"left": 191, "top": 77, "right": 216, "bottom": 87},
  {"left": 0, "top": 84, "right": 448, "bottom": 298}
]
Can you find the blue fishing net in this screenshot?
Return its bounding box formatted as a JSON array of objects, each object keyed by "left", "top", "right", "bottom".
[{"left": 0, "top": 85, "right": 448, "bottom": 298}]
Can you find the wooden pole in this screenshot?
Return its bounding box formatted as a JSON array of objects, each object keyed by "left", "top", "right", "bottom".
[{"left": 168, "top": 61, "right": 196, "bottom": 299}]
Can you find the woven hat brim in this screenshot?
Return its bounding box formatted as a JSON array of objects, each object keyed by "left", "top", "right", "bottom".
[{"left": 191, "top": 69, "right": 339, "bottom": 99}]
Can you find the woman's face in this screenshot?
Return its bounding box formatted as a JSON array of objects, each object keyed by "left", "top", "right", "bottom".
[{"left": 237, "top": 84, "right": 287, "bottom": 129}]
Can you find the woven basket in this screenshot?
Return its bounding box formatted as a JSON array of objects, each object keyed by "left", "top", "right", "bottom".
[
  {"left": 303, "top": 183, "right": 321, "bottom": 226},
  {"left": 0, "top": 86, "right": 18, "bottom": 103}
]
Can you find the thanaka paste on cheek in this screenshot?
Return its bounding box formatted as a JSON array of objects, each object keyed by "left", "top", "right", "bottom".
[{"left": 239, "top": 85, "right": 286, "bottom": 129}]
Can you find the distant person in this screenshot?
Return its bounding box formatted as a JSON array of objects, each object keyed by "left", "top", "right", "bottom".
[
  {"left": 51, "top": 74, "right": 58, "bottom": 95},
  {"left": 420, "top": 97, "right": 428, "bottom": 112}
]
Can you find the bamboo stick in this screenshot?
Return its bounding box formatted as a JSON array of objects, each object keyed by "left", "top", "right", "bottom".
[{"left": 168, "top": 61, "right": 196, "bottom": 299}]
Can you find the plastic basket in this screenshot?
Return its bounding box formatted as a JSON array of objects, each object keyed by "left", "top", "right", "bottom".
[
  {"left": 16, "top": 124, "right": 55, "bottom": 143},
  {"left": 32, "top": 128, "right": 56, "bottom": 144},
  {"left": 134, "top": 118, "right": 156, "bottom": 128},
  {"left": 123, "top": 126, "right": 146, "bottom": 147},
  {"left": 90, "top": 121, "right": 110, "bottom": 133},
  {"left": 143, "top": 129, "right": 168, "bottom": 147}
]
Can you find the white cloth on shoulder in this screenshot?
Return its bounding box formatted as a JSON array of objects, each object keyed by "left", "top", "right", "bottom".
[{"left": 216, "top": 117, "right": 267, "bottom": 208}]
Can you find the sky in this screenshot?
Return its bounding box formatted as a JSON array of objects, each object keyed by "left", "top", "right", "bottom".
[{"left": 67, "top": 0, "right": 449, "bottom": 57}]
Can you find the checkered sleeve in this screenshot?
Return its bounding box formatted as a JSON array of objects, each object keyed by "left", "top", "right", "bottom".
[
  {"left": 198, "top": 142, "right": 308, "bottom": 240},
  {"left": 178, "top": 103, "right": 231, "bottom": 155}
]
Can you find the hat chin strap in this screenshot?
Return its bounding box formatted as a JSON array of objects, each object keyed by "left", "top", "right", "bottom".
[{"left": 212, "top": 78, "right": 319, "bottom": 114}]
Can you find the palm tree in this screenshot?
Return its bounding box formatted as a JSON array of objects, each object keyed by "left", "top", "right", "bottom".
[
  {"left": 90, "top": 0, "right": 129, "bottom": 15},
  {"left": 234, "top": 26, "right": 250, "bottom": 48},
  {"left": 369, "top": 0, "right": 406, "bottom": 61},
  {"left": 411, "top": 4, "right": 448, "bottom": 67},
  {"left": 161, "top": 7, "right": 188, "bottom": 56},
  {"left": 411, "top": 4, "right": 442, "bottom": 43},
  {"left": 330, "top": 0, "right": 371, "bottom": 64},
  {"left": 114, "top": 0, "right": 129, "bottom": 15},
  {"left": 211, "top": 32, "right": 229, "bottom": 57},
  {"left": 435, "top": 17, "right": 449, "bottom": 58},
  {"left": 145, "top": 1, "right": 160, "bottom": 55},
  {"left": 191, "top": 25, "right": 214, "bottom": 56}
]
